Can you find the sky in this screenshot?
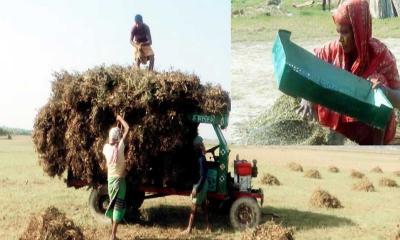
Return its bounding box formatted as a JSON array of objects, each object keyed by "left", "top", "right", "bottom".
[{"left": 0, "top": 0, "right": 231, "bottom": 133}]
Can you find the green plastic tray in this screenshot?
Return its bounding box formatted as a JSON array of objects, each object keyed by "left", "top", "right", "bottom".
[{"left": 272, "top": 29, "right": 393, "bottom": 129}]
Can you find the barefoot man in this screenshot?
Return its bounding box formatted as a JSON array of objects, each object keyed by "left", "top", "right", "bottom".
[
  {"left": 103, "top": 115, "right": 129, "bottom": 240},
  {"left": 130, "top": 14, "right": 155, "bottom": 71},
  {"left": 182, "top": 136, "right": 211, "bottom": 234}
]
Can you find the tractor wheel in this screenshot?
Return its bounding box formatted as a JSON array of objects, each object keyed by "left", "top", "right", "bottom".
[
  {"left": 229, "top": 197, "right": 261, "bottom": 230},
  {"left": 88, "top": 185, "right": 110, "bottom": 224}
]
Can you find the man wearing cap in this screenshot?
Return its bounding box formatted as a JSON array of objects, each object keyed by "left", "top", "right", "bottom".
[
  {"left": 130, "top": 14, "right": 155, "bottom": 71},
  {"left": 103, "top": 115, "right": 129, "bottom": 240},
  {"left": 182, "top": 135, "right": 210, "bottom": 234}
]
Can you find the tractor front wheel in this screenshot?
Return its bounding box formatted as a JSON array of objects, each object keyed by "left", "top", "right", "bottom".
[
  {"left": 229, "top": 197, "right": 261, "bottom": 230},
  {"left": 88, "top": 185, "right": 110, "bottom": 224}
]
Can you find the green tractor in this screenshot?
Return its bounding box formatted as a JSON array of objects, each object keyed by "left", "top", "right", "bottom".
[{"left": 85, "top": 113, "right": 264, "bottom": 230}]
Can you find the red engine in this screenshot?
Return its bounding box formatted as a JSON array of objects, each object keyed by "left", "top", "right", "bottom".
[{"left": 233, "top": 155, "right": 258, "bottom": 192}]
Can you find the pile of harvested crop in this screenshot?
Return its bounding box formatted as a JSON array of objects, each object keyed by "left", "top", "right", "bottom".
[
  {"left": 304, "top": 169, "right": 321, "bottom": 179},
  {"left": 236, "top": 95, "right": 353, "bottom": 145},
  {"left": 32, "top": 66, "right": 230, "bottom": 187},
  {"left": 328, "top": 166, "right": 339, "bottom": 173},
  {"left": 393, "top": 171, "right": 400, "bottom": 177},
  {"left": 261, "top": 173, "right": 281, "bottom": 186},
  {"left": 288, "top": 162, "right": 303, "bottom": 172},
  {"left": 379, "top": 177, "right": 398, "bottom": 187},
  {"left": 370, "top": 166, "right": 383, "bottom": 173},
  {"left": 394, "top": 224, "right": 400, "bottom": 240},
  {"left": 310, "top": 189, "right": 342, "bottom": 208},
  {"left": 350, "top": 170, "right": 365, "bottom": 179},
  {"left": 241, "top": 220, "right": 294, "bottom": 240},
  {"left": 352, "top": 178, "right": 375, "bottom": 192},
  {"left": 20, "top": 206, "right": 84, "bottom": 240}
]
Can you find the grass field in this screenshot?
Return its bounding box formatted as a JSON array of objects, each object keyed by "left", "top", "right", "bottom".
[
  {"left": 231, "top": 0, "right": 400, "bottom": 42},
  {"left": 1, "top": 136, "right": 400, "bottom": 239}
]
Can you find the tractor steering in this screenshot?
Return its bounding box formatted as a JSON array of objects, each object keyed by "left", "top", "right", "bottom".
[{"left": 206, "top": 145, "right": 220, "bottom": 161}]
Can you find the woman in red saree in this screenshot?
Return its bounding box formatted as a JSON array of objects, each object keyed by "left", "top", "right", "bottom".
[{"left": 298, "top": 0, "right": 400, "bottom": 145}]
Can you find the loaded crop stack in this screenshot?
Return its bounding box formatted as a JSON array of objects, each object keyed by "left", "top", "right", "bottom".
[{"left": 33, "top": 66, "right": 230, "bottom": 188}]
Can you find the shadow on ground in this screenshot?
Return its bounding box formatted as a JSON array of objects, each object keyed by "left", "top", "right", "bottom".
[
  {"left": 261, "top": 206, "right": 356, "bottom": 230},
  {"left": 121, "top": 204, "right": 233, "bottom": 240},
  {"left": 119, "top": 204, "right": 355, "bottom": 239},
  {"left": 137, "top": 204, "right": 231, "bottom": 229}
]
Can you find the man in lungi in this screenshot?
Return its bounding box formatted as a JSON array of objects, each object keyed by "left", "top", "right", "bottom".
[
  {"left": 103, "top": 115, "right": 129, "bottom": 240},
  {"left": 130, "top": 14, "right": 155, "bottom": 71},
  {"left": 182, "top": 136, "right": 211, "bottom": 234}
]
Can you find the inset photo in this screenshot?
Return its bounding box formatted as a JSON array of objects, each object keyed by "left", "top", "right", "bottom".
[{"left": 232, "top": 0, "right": 400, "bottom": 145}]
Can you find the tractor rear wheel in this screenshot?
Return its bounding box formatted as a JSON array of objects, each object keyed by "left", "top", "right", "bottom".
[
  {"left": 88, "top": 185, "right": 110, "bottom": 224},
  {"left": 229, "top": 197, "right": 261, "bottom": 230}
]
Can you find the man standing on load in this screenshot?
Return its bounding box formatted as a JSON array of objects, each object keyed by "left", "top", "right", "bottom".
[
  {"left": 182, "top": 135, "right": 211, "bottom": 234},
  {"left": 103, "top": 115, "right": 129, "bottom": 240},
  {"left": 130, "top": 14, "right": 155, "bottom": 71}
]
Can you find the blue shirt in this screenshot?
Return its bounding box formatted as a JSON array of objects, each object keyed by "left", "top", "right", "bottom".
[{"left": 195, "top": 154, "right": 207, "bottom": 192}]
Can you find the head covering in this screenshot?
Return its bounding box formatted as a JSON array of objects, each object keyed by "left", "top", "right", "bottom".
[
  {"left": 193, "top": 136, "right": 203, "bottom": 145},
  {"left": 332, "top": 0, "right": 372, "bottom": 75},
  {"left": 108, "top": 127, "right": 121, "bottom": 165},
  {"left": 109, "top": 127, "right": 121, "bottom": 143},
  {"left": 314, "top": 0, "right": 400, "bottom": 145},
  {"left": 135, "top": 14, "right": 143, "bottom": 23}
]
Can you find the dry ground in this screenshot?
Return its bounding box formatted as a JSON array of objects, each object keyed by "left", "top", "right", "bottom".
[{"left": 1, "top": 136, "right": 400, "bottom": 239}]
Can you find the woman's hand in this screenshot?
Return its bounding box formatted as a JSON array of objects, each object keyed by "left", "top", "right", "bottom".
[
  {"left": 116, "top": 114, "right": 129, "bottom": 142},
  {"left": 368, "top": 76, "right": 384, "bottom": 89},
  {"left": 296, "top": 99, "right": 317, "bottom": 121},
  {"left": 368, "top": 75, "right": 400, "bottom": 109}
]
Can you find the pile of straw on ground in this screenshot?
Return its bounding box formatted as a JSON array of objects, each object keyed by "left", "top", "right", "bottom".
[
  {"left": 328, "top": 166, "right": 339, "bottom": 173},
  {"left": 304, "top": 169, "right": 322, "bottom": 179},
  {"left": 310, "top": 189, "right": 342, "bottom": 208},
  {"left": 260, "top": 173, "right": 281, "bottom": 186},
  {"left": 394, "top": 224, "right": 400, "bottom": 240},
  {"left": 350, "top": 170, "right": 365, "bottom": 179},
  {"left": 33, "top": 66, "right": 230, "bottom": 187},
  {"left": 288, "top": 162, "right": 303, "bottom": 172},
  {"left": 352, "top": 178, "right": 375, "bottom": 192},
  {"left": 379, "top": 177, "right": 398, "bottom": 187},
  {"left": 370, "top": 166, "right": 383, "bottom": 173},
  {"left": 20, "top": 206, "right": 84, "bottom": 240},
  {"left": 241, "top": 220, "right": 294, "bottom": 240}
]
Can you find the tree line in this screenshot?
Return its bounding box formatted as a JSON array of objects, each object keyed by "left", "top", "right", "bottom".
[{"left": 0, "top": 127, "right": 31, "bottom": 136}]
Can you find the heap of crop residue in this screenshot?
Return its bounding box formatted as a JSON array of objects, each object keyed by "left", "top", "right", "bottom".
[
  {"left": 370, "top": 166, "right": 383, "bottom": 173},
  {"left": 310, "top": 189, "right": 342, "bottom": 208},
  {"left": 350, "top": 170, "right": 365, "bottom": 179},
  {"left": 328, "top": 166, "right": 339, "bottom": 173},
  {"left": 236, "top": 95, "right": 354, "bottom": 145},
  {"left": 32, "top": 66, "right": 230, "bottom": 187},
  {"left": 20, "top": 206, "right": 84, "bottom": 240},
  {"left": 288, "top": 162, "right": 303, "bottom": 172},
  {"left": 241, "top": 220, "right": 294, "bottom": 240},
  {"left": 304, "top": 169, "right": 321, "bottom": 179},
  {"left": 352, "top": 178, "right": 375, "bottom": 192},
  {"left": 261, "top": 173, "right": 281, "bottom": 186},
  {"left": 379, "top": 177, "right": 398, "bottom": 187},
  {"left": 395, "top": 225, "right": 400, "bottom": 240},
  {"left": 393, "top": 171, "right": 400, "bottom": 177}
]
